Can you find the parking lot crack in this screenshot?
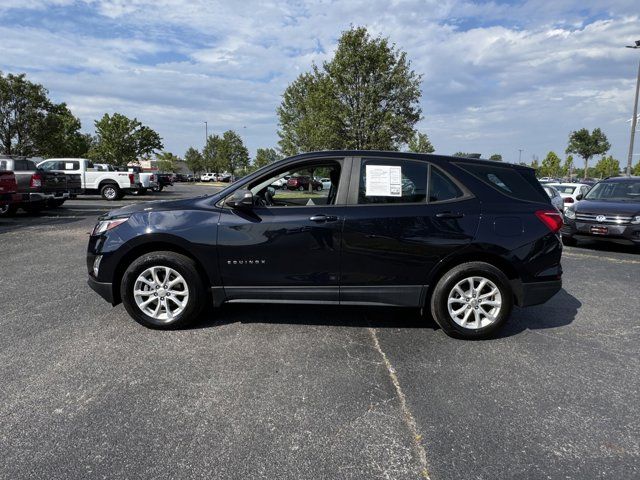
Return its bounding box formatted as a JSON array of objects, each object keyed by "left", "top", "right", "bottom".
[{"left": 368, "top": 327, "right": 431, "bottom": 479}]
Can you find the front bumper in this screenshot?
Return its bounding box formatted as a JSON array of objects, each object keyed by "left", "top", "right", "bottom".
[
  {"left": 87, "top": 276, "right": 115, "bottom": 305},
  {"left": 562, "top": 219, "right": 640, "bottom": 244}
]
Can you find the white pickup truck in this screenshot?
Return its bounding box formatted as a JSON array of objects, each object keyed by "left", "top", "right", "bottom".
[{"left": 37, "top": 158, "right": 141, "bottom": 200}]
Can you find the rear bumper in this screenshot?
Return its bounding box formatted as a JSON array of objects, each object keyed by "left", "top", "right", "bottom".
[
  {"left": 513, "top": 279, "right": 562, "bottom": 307},
  {"left": 87, "top": 276, "right": 115, "bottom": 305}
]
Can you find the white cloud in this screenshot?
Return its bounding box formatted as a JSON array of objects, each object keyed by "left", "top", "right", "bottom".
[{"left": 0, "top": 0, "right": 638, "bottom": 165}]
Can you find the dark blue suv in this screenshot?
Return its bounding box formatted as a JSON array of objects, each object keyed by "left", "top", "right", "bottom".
[{"left": 87, "top": 151, "right": 563, "bottom": 339}]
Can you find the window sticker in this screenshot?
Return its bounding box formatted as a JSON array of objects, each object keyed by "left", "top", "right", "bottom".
[
  {"left": 365, "top": 165, "right": 402, "bottom": 196},
  {"left": 65, "top": 162, "right": 75, "bottom": 170}
]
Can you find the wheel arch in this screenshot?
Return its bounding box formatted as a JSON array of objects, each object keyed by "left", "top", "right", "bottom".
[
  {"left": 111, "top": 240, "right": 213, "bottom": 305},
  {"left": 425, "top": 250, "right": 521, "bottom": 306}
]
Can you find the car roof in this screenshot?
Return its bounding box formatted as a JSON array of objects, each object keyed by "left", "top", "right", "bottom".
[
  {"left": 282, "top": 150, "right": 536, "bottom": 172},
  {"left": 598, "top": 176, "right": 640, "bottom": 182},
  {"left": 547, "top": 182, "right": 586, "bottom": 187}
]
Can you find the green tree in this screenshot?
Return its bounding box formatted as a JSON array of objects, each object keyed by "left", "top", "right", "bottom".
[
  {"left": 539, "top": 151, "right": 562, "bottom": 178},
  {"left": 35, "top": 103, "right": 93, "bottom": 158},
  {"left": 453, "top": 152, "right": 470, "bottom": 157},
  {"left": 203, "top": 134, "right": 222, "bottom": 172},
  {"left": 89, "top": 113, "right": 163, "bottom": 166},
  {"left": 566, "top": 128, "right": 610, "bottom": 180},
  {"left": 593, "top": 155, "right": 620, "bottom": 179},
  {"left": 278, "top": 26, "right": 422, "bottom": 154},
  {"left": 633, "top": 162, "right": 640, "bottom": 176},
  {"left": 407, "top": 132, "right": 435, "bottom": 153},
  {"left": 156, "top": 151, "right": 180, "bottom": 173},
  {"left": 184, "top": 147, "right": 204, "bottom": 175},
  {"left": 489, "top": 154, "right": 502, "bottom": 162},
  {"left": 218, "top": 130, "right": 249, "bottom": 177},
  {"left": 563, "top": 155, "right": 574, "bottom": 178},
  {"left": 0, "top": 72, "right": 90, "bottom": 157},
  {"left": 254, "top": 147, "right": 281, "bottom": 169}
]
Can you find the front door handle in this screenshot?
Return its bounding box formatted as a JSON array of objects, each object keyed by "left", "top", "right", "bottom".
[
  {"left": 435, "top": 212, "right": 464, "bottom": 219},
  {"left": 309, "top": 214, "right": 338, "bottom": 222}
]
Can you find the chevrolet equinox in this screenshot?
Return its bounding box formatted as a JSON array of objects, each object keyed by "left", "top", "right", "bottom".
[{"left": 87, "top": 151, "right": 563, "bottom": 339}]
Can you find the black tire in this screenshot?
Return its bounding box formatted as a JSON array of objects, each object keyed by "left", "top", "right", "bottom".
[
  {"left": 298, "top": 185, "right": 305, "bottom": 191},
  {"left": 51, "top": 199, "right": 66, "bottom": 208},
  {"left": 430, "top": 261, "right": 513, "bottom": 340},
  {"left": 101, "top": 183, "right": 120, "bottom": 201},
  {"left": 121, "top": 251, "right": 207, "bottom": 329},
  {"left": 156, "top": 185, "right": 164, "bottom": 192},
  {"left": 0, "top": 204, "right": 17, "bottom": 217},
  {"left": 562, "top": 236, "right": 578, "bottom": 247}
]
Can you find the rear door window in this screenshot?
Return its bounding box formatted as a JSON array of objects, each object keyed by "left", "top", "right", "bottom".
[
  {"left": 358, "top": 158, "right": 428, "bottom": 204},
  {"left": 457, "top": 163, "right": 547, "bottom": 202}
]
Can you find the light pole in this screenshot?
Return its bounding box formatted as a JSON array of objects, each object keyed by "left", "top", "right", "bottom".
[
  {"left": 204, "top": 121, "right": 208, "bottom": 146},
  {"left": 518, "top": 149, "right": 523, "bottom": 164},
  {"left": 625, "top": 40, "right": 640, "bottom": 176}
]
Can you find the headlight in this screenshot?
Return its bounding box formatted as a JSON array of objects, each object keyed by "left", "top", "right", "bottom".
[
  {"left": 92, "top": 217, "right": 129, "bottom": 235},
  {"left": 565, "top": 208, "right": 576, "bottom": 220},
  {"left": 632, "top": 215, "right": 640, "bottom": 225}
]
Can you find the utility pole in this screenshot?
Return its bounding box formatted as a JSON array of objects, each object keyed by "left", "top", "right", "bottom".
[
  {"left": 518, "top": 149, "right": 523, "bottom": 164},
  {"left": 626, "top": 40, "right": 640, "bottom": 176},
  {"left": 204, "top": 121, "right": 208, "bottom": 147}
]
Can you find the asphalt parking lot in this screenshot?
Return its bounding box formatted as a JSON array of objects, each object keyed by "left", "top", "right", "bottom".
[{"left": 0, "top": 183, "right": 638, "bottom": 480}]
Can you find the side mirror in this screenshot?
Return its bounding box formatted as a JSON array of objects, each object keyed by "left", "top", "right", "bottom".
[
  {"left": 576, "top": 194, "right": 583, "bottom": 201},
  {"left": 226, "top": 189, "right": 253, "bottom": 209}
]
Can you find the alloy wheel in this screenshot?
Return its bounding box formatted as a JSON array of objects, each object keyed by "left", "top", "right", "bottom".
[
  {"left": 446, "top": 276, "right": 502, "bottom": 329},
  {"left": 133, "top": 266, "right": 190, "bottom": 322}
]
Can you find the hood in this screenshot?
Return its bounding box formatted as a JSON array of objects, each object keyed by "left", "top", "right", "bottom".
[
  {"left": 102, "top": 195, "right": 219, "bottom": 219},
  {"left": 574, "top": 199, "right": 640, "bottom": 215}
]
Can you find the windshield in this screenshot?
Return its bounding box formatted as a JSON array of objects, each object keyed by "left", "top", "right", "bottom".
[
  {"left": 548, "top": 184, "right": 577, "bottom": 194},
  {"left": 584, "top": 181, "right": 640, "bottom": 201}
]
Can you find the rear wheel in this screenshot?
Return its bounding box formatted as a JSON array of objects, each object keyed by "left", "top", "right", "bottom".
[
  {"left": 121, "top": 251, "right": 207, "bottom": 329},
  {"left": 0, "top": 204, "right": 17, "bottom": 217},
  {"left": 430, "top": 262, "right": 513, "bottom": 340},
  {"left": 101, "top": 184, "right": 120, "bottom": 201},
  {"left": 24, "top": 202, "right": 44, "bottom": 214},
  {"left": 562, "top": 235, "right": 578, "bottom": 247},
  {"left": 51, "top": 199, "right": 66, "bottom": 208}
]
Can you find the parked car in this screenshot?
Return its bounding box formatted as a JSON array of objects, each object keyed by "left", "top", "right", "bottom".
[
  {"left": 0, "top": 170, "right": 19, "bottom": 214},
  {"left": 562, "top": 176, "right": 640, "bottom": 247},
  {"left": 87, "top": 151, "right": 563, "bottom": 340},
  {"left": 270, "top": 175, "right": 291, "bottom": 189},
  {"left": 38, "top": 158, "right": 140, "bottom": 200},
  {"left": 200, "top": 173, "right": 216, "bottom": 182},
  {"left": 287, "top": 175, "right": 322, "bottom": 191},
  {"left": 547, "top": 182, "right": 591, "bottom": 211},
  {"left": 0, "top": 157, "right": 71, "bottom": 214},
  {"left": 154, "top": 173, "right": 174, "bottom": 192},
  {"left": 318, "top": 177, "right": 332, "bottom": 190},
  {"left": 543, "top": 185, "right": 564, "bottom": 212}
]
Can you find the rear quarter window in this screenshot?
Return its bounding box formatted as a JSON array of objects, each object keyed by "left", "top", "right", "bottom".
[{"left": 456, "top": 163, "right": 548, "bottom": 203}]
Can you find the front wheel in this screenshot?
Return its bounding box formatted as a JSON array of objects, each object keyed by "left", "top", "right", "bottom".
[
  {"left": 121, "top": 251, "right": 207, "bottom": 329},
  {"left": 430, "top": 262, "right": 513, "bottom": 340}
]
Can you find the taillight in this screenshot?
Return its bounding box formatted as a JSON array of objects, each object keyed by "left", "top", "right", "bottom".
[
  {"left": 564, "top": 197, "right": 574, "bottom": 204},
  {"left": 30, "top": 173, "right": 42, "bottom": 188},
  {"left": 128, "top": 173, "right": 135, "bottom": 185},
  {"left": 535, "top": 210, "right": 563, "bottom": 233}
]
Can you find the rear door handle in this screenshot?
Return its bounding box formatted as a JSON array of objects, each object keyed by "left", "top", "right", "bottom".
[
  {"left": 435, "top": 212, "right": 464, "bottom": 219},
  {"left": 309, "top": 214, "right": 338, "bottom": 222}
]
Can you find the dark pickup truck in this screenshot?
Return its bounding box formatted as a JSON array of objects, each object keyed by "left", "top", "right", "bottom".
[{"left": 0, "top": 157, "right": 71, "bottom": 215}]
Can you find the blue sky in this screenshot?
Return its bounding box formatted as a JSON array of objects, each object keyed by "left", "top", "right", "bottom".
[{"left": 0, "top": 0, "right": 638, "bottom": 167}]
